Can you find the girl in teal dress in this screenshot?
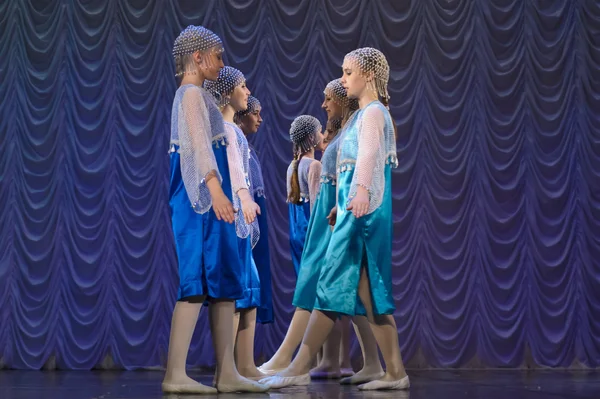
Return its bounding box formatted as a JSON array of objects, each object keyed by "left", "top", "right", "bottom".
[
  {"left": 205, "top": 69, "right": 267, "bottom": 382},
  {"left": 163, "top": 26, "right": 266, "bottom": 394},
  {"left": 286, "top": 116, "right": 324, "bottom": 276},
  {"left": 260, "top": 80, "right": 384, "bottom": 385},
  {"left": 260, "top": 48, "right": 409, "bottom": 391}
]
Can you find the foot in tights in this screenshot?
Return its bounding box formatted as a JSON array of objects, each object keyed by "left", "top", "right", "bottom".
[
  {"left": 340, "top": 315, "right": 384, "bottom": 385},
  {"left": 235, "top": 308, "right": 268, "bottom": 380},
  {"left": 209, "top": 300, "right": 270, "bottom": 393},
  {"left": 259, "top": 310, "right": 337, "bottom": 389},
  {"left": 258, "top": 308, "right": 311, "bottom": 374},
  {"left": 356, "top": 268, "right": 409, "bottom": 391},
  {"left": 162, "top": 301, "right": 217, "bottom": 394},
  {"left": 310, "top": 318, "right": 342, "bottom": 379}
]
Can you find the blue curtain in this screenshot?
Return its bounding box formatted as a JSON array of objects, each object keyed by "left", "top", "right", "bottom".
[{"left": 0, "top": 0, "right": 599, "bottom": 369}]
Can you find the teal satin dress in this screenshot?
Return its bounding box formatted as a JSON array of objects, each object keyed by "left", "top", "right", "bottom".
[
  {"left": 314, "top": 103, "right": 397, "bottom": 316},
  {"left": 292, "top": 134, "right": 340, "bottom": 311}
]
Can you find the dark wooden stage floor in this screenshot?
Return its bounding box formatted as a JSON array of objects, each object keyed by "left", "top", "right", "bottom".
[{"left": 1, "top": 369, "right": 598, "bottom": 399}]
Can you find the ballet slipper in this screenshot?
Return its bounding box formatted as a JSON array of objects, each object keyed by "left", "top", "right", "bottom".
[
  {"left": 340, "top": 370, "right": 385, "bottom": 385},
  {"left": 216, "top": 378, "right": 269, "bottom": 393},
  {"left": 259, "top": 373, "right": 311, "bottom": 389},
  {"left": 358, "top": 375, "right": 410, "bottom": 391},
  {"left": 162, "top": 381, "right": 217, "bottom": 394}
]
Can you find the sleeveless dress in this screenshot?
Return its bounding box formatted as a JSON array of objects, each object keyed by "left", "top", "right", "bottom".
[
  {"left": 287, "top": 157, "right": 322, "bottom": 276},
  {"left": 292, "top": 133, "right": 342, "bottom": 311},
  {"left": 314, "top": 101, "right": 398, "bottom": 316},
  {"left": 249, "top": 145, "right": 273, "bottom": 323},
  {"left": 169, "top": 85, "right": 248, "bottom": 301}
]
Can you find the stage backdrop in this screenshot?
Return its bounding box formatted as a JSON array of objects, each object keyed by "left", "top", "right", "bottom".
[{"left": 1, "top": 0, "right": 599, "bottom": 370}]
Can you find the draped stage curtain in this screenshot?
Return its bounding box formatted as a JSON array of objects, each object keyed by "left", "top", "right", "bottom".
[{"left": 0, "top": 0, "right": 599, "bottom": 370}]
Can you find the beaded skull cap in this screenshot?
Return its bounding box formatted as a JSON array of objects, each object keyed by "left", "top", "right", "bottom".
[
  {"left": 324, "top": 78, "right": 354, "bottom": 108},
  {"left": 236, "top": 96, "right": 262, "bottom": 118},
  {"left": 204, "top": 66, "right": 246, "bottom": 106},
  {"left": 172, "top": 25, "right": 222, "bottom": 58},
  {"left": 290, "top": 115, "right": 322, "bottom": 156},
  {"left": 344, "top": 47, "right": 390, "bottom": 101}
]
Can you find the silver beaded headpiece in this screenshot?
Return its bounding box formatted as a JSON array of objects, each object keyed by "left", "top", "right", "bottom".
[
  {"left": 325, "top": 79, "right": 355, "bottom": 108},
  {"left": 236, "top": 96, "right": 262, "bottom": 118},
  {"left": 344, "top": 47, "right": 390, "bottom": 102},
  {"left": 173, "top": 25, "right": 222, "bottom": 57},
  {"left": 204, "top": 66, "right": 246, "bottom": 106},
  {"left": 290, "top": 115, "right": 322, "bottom": 156},
  {"left": 172, "top": 26, "right": 223, "bottom": 77},
  {"left": 324, "top": 78, "right": 359, "bottom": 123}
]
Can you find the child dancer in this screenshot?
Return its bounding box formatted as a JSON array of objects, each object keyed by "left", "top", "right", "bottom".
[
  {"left": 311, "top": 80, "right": 379, "bottom": 382},
  {"left": 205, "top": 69, "right": 267, "bottom": 382},
  {"left": 259, "top": 80, "right": 384, "bottom": 386},
  {"left": 164, "top": 26, "right": 265, "bottom": 394},
  {"left": 286, "top": 116, "right": 324, "bottom": 277},
  {"left": 260, "top": 48, "right": 409, "bottom": 391},
  {"left": 236, "top": 96, "right": 273, "bottom": 325}
]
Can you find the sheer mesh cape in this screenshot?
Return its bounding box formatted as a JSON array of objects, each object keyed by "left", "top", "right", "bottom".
[
  {"left": 224, "top": 122, "right": 260, "bottom": 248},
  {"left": 320, "top": 132, "right": 342, "bottom": 185},
  {"left": 248, "top": 148, "right": 265, "bottom": 198},
  {"left": 169, "top": 84, "right": 221, "bottom": 214},
  {"left": 338, "top": 102, "right": 397, "bottom": 214}
]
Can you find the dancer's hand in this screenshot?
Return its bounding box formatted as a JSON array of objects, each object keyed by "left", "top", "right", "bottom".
[
  {"left": 347, "top": 186, "right": 369, "bottom": 218},
  {"left": 238, "top": 189, "right": 261, "bottom": 224},
  {"left": 326, "top": 206, "right": 337, "bottom": 227},
  {"left": 206, "top": 182, "right": 234, "bottom": 225}
]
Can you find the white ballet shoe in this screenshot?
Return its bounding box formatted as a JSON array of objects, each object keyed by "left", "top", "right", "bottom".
[
  {"left": 257, "top": 365, "right": 285, "bottom": 375},
  {"left": 358, "top": 375, "right": 410, "bottom": 391},
  {"left": 245, "top": 374, "right": 270, "bottom": 381},
  {"left": 161, "top": 382, "right": 218, "bottom": 394},
  {"left": 216, "top": 378, "right": 269, "bottom": 393},
  {"left": 340, "top": 370, "right": 385, "bottom": 385},
  {"left": 259, "top": 373, "right": 311, "bottom": 389}
]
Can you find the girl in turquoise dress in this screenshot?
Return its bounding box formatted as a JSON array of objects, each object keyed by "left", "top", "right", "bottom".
[
  {"left": 260, "top": 80, "right": 384, "bottom": 385},
  {"left": 260, "top": 48, "right": 409, "bottom": 391},
  {"left": 236, "top": 96, "right": 273, "bottom": 325},
  {"left": 163, "top": 26, "right": 266, "bottom": 394},
  {"left": 286, "top": 116, "right": 324, "bottom": 277},
  {"left": 205, "top": 69, "right": 267, "bottom": 382}
]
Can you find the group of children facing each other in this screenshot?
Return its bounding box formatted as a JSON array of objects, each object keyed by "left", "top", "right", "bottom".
[{"left": 163, "top": 25, "right": 410, "bottom": 394}]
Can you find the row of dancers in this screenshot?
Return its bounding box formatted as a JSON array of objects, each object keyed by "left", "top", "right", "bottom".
[{"left": 162, "top": 24, "right": 409, "bottom": 394}]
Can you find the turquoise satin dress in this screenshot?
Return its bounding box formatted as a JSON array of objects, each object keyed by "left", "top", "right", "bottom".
[
  {"left": 292, "top": 134, "right": 340, "bottom": 311},
  {"left": 314, "top": 103, "right": 397, "bottom": 316}
]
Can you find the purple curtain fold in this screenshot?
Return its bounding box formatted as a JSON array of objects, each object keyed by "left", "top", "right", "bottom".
[{"left": 0, "top": 0, "right": 599, "bottom": 369}]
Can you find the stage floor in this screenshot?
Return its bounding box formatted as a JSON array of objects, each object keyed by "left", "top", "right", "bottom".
[{"left": 1, "top": 369, "right": 598, "bottom": 399}]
